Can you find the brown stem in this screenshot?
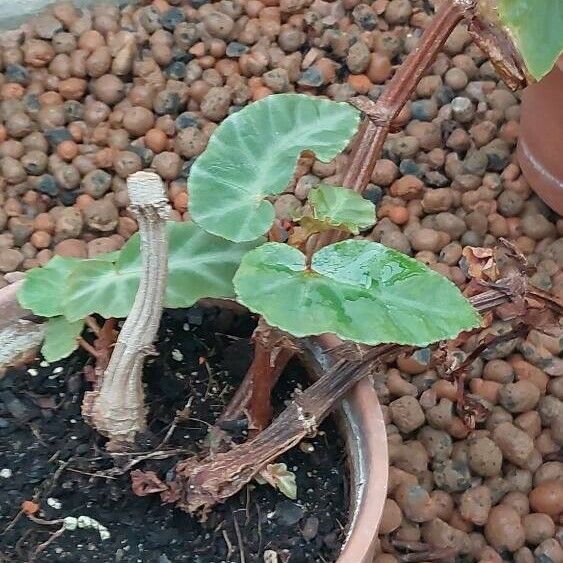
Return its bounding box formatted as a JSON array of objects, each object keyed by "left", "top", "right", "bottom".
[
  {"left": 163, "top": 281, "right": 520, "bottom": 514},
  {"left": 212, "top": 331, "right": 295, "bottom": 444},
  {"left": 78, "top": 337, "right": 100, "bottom": 359},
  {"left": 466, "top": 14, "right": 528, "bottom": 90},
  {"left": 247, "top": 342, "right": 294, "bottom": 434},
  {"left": 166, "top": 344, "right": 400, "bottom": 515},
  {"left": 315, "top": 0, "right": 476, "bottom": 248}
]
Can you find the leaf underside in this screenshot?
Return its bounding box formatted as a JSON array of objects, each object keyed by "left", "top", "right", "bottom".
[
  {"left": 188, "top": 94, "right": 360, "bottom": 242},
  {"left": 41, "top": 316, "right": 85, "bottom": 363},
  {"left": 307, "top": 184, "right": 376, "bottom": 235},
  {"left": 234, "top": 241, "right": 480, "bottom": 347},
  {"left": 497, "top": 0, "right": 563, "bottom": 80}
]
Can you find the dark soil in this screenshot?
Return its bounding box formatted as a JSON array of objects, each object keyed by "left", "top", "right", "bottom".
[{"left": 0, "top": 307, "right": 347, "bottom": 563}]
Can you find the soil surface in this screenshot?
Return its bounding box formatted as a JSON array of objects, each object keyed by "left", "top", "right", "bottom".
[{"left": 0, "top": 308, "right": 347, "bottom": 562}]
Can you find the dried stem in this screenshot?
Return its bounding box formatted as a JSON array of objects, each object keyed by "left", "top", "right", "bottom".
[
  {"left": 83, "top": 171, "right": 170, "bottom": 450},
  {"left": 164, "top": 281, "right": 522, "bottom": 514}
]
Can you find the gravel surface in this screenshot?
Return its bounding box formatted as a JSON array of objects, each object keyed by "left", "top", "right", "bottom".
[{"left": 0, "top": 0, "right": 561, "bottom": 562}]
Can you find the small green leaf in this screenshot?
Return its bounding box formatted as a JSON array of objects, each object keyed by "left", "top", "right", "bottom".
[
  {"left": 189, "top": 94, "right": 360, "bottom": 242},
  {"left": 234, "top": 241, "right": 480, "bottom": 346},
  {"left": 255, "top": 463, "right": 297, "bottom": 500},
  {"left": 306, "top": 184, "right": 376, "bottom": 234},
  {"left": 63, "top": 221, "right": 263, "bottom": 321},
  {"left": 18, "top": 256, "right": 82, "bottom": 317},
  {"left": 497, "top": 0, "right": 563, "bottom": 80},
  {"left": 41, "top": 316, "right": 85, "bottom": 362}
]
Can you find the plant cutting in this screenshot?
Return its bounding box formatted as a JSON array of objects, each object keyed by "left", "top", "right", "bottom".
[
  {"left": 4, "top": 0, "right": 562, "bottom": 561},
  {"left": 18, "top": 92, "right": 480, "bottom": 446}
]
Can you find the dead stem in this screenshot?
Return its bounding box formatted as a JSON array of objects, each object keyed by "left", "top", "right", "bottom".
[
  {"left": 162, "top": 280, "right": 532, "bottom": 514},
  {"left": 83, "top": 171, "right": 170, "bottom": 450}
]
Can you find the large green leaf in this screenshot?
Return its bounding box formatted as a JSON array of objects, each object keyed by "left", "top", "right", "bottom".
[
  {"left": 41, "top": 316, "right": 85, "bottom": 363},
  {"left": 497, "top": 0, "right": 563, "bottom": 80},
  {"left": 18, "top": 256, "right": 81, "bottom": 317},
  {"left": 188, "top": 94, "right": 360, "bottom": 242},
  {"left": 63, "top": 221, "right": 263, "bottom": 321},
  {"left": 306, "top": 184, "right": 376, "bottom": 235},
  {"left": 234, "top": 241, "right": 480, "bottom": 346}
]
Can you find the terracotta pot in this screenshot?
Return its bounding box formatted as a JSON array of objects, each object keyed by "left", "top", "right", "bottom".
[
  {"left": 0, "top": 282, "right": 387, "bottom": 562},
  {"left": 518, "top": 56, "right": 563, "bottom": 215}
]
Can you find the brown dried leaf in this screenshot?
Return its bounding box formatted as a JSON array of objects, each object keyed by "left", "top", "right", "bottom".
[
  {"left": 131, "top": 470, "right": 168, "bottom": 496},
  {"left": 462, "top": 246, "right": 499, "bottom": 282}
]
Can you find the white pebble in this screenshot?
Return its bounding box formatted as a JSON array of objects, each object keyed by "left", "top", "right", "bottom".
[
  {"left": 171, "top": 349, "right": 184, "bottom": 361},
  {"left": 0, "top": 468, "right": 13, "bottom": 479},
  {"left": 27, "top": 368, "right": 38, "bottom": 376},
  {"left": 47, "top": 497, "right": 62, "bottom": 509}
]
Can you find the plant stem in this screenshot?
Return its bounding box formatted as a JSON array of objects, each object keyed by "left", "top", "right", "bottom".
[
  {"left": 316, "top": 0, "right": 477, "bottom": 248},
  {"left": 247, "top": 343, "right": 295, "bottom": 435},
  {"left": 83, "top": 171, "right": 170, "bottom": 450}
]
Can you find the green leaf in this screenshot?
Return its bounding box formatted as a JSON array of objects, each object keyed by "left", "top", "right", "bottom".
[
  {"left": 497, "top": 0, "right": 563, "bottom": 80},
  {"left": 306, "top": 184, "right": 376, "bottom": 235},
  {"left": 188, "top": 94, "right": 360, "bottom": 242},
  {"left": 63, "top": 221, "right": 263, "bottom": 321},
  {"left": 41, "top": 316, "right": 85, "bottom": 362},
  {"left": 255, "top": 463, "right": 297, "bottom": 500},
  {"left": 234, "top": 241, "right": 480, "bottom": 346},
  {"left": 18, "top": 256, "right": 82, "bottom": 317}
]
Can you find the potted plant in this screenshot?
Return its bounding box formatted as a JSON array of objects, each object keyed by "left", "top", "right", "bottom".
[{"left": 1, "top": 1, "right": 561, "bottom": 561}]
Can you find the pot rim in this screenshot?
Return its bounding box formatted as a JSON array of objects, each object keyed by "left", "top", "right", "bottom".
[{"left": 0, "top": 281, "right": 387, "bottom": 562}]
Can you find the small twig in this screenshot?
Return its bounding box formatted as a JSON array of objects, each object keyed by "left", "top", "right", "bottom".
[
  {"left": 466, "top": 13, "right": 528, "bottom": 90},
  {"left": 59, "top": 463, "right": 117, "bottom": 480},
  {"left": 26, "top": 515, "right": 64, "bottom": 527},
  {"left": 77, "top": 337, "right": 100, "bottom": 359},
  {"left": 1, "top": 510, "right": 23, "bottom": 536},
  {"left": 232, "top": 511, "right": 246, "bottom": 563},
  {"left": 28, "top": 524, "right": 66, "bottom": 562},
  {"left": 255, "top": 503, "right": 263, "bottom": 556},
  {"left": 222, "top": 529, "right": 234, "bottom": 559},
  {"left": 84, "top": 316, "right": 102, "bottom": 337}
]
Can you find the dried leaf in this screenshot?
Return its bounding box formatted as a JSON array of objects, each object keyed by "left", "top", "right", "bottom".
[
  {"left": 21, "top": 500, "right": 39, "bottom": 515},
  {"left": 131, "top": 470, "right": 168, "bottom": 496},
  {"left": 461, "top": 246, "right": 499, "bottom": 282}
]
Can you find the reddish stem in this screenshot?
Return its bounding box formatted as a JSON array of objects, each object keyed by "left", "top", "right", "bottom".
[
  {"left": 247, "top": 343, "right": 294, "bottom": 434},
  {"left": 316, "top": 0, "right": 475, "bottom": 248},
  {"left": 216, "top": 0, "right": 477, "bottom": 434}
]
